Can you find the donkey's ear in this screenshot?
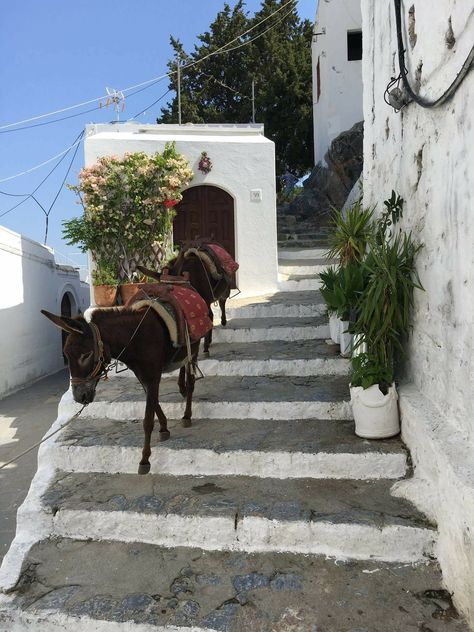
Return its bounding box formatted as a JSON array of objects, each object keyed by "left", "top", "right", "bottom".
[
  {"left": 136, "top": 264, "right": 161, "bottom": 281},
  {"left": 41, "top": 310, "right": 84, "bottom": 335}
]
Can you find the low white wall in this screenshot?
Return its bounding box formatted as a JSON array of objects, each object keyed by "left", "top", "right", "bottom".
[
  {"left": 84, "top": 124, "right": 279, "bottom": 298},
  {"left": 362, "top": 0, "right": 474, "bottom": 624},
  {"left": 0, "top": 226, "right": 90, "bottom": 398},
  {"left": 312, "top": 0, "right": 363, "bottom": 165}
]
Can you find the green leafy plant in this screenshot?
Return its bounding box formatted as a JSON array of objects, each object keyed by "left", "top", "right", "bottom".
[
  {"left": 91, "top": 259, "right": 120, "bottom": 286},
  {"left": 320, "top": 263, "right": 367, "bottom": 322},
  {"left": 377, "top": 190, "right": 404, "bottom": 240},
  {"left": 351, "top": 231, "right": 423, "bottom": 388},
  {"left": 326, "top": 200, "right": 375, "bottom": 266},
  {"left": 63, "top": 143, "right": 193, "bottom": 282}
]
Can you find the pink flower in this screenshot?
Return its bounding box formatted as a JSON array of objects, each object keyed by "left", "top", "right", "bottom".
[{"left": 164, "top": 199, "right": 178, "bottom": 208}]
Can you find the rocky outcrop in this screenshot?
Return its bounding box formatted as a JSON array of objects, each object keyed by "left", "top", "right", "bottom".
[{"left": 281, "top": 121, "right": 364, "bottom": 224}]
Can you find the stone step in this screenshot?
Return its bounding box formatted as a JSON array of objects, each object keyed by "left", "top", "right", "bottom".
[
  {"left": 222, "top": 290, "right": 326, "bottom": 320},
  {"left": 212, "top": 316, "right": 329, "bottom": 343},
  {"left": 277, "top": 239, "right": 329, "bottom": 249},
  {"left": 278, "top": 258, "right": 336, "bottom": 276},
  {"left": 278, "top": 247, "right": 329, "bottom": 260},
  {"left": 73, "top": 374, "right": 352, "bottom": 422},
  {"left": 1, "top": 538, "right": 467, "bottom": 631},
  {"left": 278, "top": 232, "right": 329, "bottom": 241},
  {"left": 277, "top": 277, "right": 322, "bottom": 292},
  {"left": 111, "top": 339, "right": 347, "bottom": 377},
  {"left": 54, "top": 417, "right": 407, "bottom": 479},
  {"left": 38, "top": 473, "right": 436, "bottom": 561}
]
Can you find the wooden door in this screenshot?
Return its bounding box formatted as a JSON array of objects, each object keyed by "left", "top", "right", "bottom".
[{"left": 173, "top": 186, "right": 235, "bottom": 258}]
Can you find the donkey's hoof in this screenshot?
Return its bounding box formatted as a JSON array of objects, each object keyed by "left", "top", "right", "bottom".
[
  {"left": 221, "top": 320, "right": 227, "bottom": 327},
  {"left": 159, "top": 430, "right": 171, "bottom": 442},
  {"left": 182, "top": 417, "right": 192, "bottom": 428},
  {"left": 138, "top": 462, "right": 151, "bottom": 475}
]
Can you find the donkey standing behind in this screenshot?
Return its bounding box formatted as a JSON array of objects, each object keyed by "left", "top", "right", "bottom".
[
  {"left": 139, "top": 245, "right": 232, "bottom": 354},
  {"left": 42, "top": 307, "right": 199, "bottom": 475}
]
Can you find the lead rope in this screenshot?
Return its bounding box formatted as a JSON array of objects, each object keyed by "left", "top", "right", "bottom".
[{"left": 0, "top": 404, "right": 88, "bottom": 471}]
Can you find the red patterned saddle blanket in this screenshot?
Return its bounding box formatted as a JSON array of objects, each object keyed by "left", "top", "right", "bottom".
[
  {"left": 125, "top": 280, "right": 212, "bottom": 346},
  {"left": 205, "top": 243, "right": 239, "bottom": 277}
]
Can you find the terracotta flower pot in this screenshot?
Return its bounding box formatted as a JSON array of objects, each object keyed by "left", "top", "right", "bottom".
[
  {"left": 94, "top": 285, "right": 118, "bottom": 307},
  {"left": 120, "top": 282, "right": 163, "bottom": 305}
]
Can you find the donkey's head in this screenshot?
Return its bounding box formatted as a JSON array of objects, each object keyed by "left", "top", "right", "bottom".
[{"left": 41, "top": 310, "right": 107, "bottom": 405}]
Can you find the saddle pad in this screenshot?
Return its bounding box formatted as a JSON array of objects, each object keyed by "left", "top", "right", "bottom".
[
  {"left": 184, "top": 248, "right": 222, "bottom": 281},
  {"left": 172, "top": 285, "right": 213, "bottom": 342},
  {"left": 129, "top": 299, "right": 179, "bottom": 346},
  {"left": 206, "top": 243, "right": 239, "bottom": 277},
  {"left": 131, "top": 286, "right": 212, "bottom": 345}
]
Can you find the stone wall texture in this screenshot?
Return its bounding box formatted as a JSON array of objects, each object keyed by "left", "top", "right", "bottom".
[{"left": 362, "top": 0, "right": 474, "bottom": 625}]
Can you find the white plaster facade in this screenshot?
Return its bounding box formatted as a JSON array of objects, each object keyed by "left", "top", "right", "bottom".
[
  {"left": 84, "top": 123, "right": 279, "bottom": 298},
  {"left": 0, "top": 226, "right": 90, "bottom": 399},
  {"left": 361, "top": 0, "right": 474, "bottom": 624},
  {"left": 312, "top": 0, "right": 363, "bottom": 165}
]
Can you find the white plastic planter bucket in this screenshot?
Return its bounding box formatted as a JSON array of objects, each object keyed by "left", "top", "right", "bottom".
[
  {"left": 340, "top": 321, "right": 353, "bottom": 357},
  {"left": 329, "top": 313, "right": 340, "bottom": 344},
  {"left": 350, "top": 383, "right": 400, "bottom": 439}
]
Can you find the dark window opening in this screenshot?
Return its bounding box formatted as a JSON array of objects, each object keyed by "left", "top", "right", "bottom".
[
  {"left": 316, "top": 57, "right": 321, "bottom": 102},
  {"left": 347, "top": 30, "right": 362, "bottom": 61}
]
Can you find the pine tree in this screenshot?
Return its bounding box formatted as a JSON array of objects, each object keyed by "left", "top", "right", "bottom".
[{"left": 157, "top": 0, "right": 313, "bottom": 177}]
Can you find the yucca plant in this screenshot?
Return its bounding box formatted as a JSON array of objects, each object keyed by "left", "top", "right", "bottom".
[
  {"left": 351, "top": 231, "right": 423, "bottom": 390},
  {"left": 320, "top": 263, "right": 367, "bottom": 322},
  {"left": 326, "top": 200, "right": 375, "bottom": 266}
]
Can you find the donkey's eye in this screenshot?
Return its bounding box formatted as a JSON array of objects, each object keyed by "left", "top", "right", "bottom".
[{"left": 78, "top": 351, "right": 94, "bottom": 368}]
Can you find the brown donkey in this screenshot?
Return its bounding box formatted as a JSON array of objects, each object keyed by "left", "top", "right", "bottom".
[
  {"left": 42, "top": 308, "right": 199, "bottom": 475},
  {"left": 138, "top": 247, "right": 231, "bottom": 354}
]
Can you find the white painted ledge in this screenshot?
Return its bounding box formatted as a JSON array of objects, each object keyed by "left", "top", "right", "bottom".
[
  {"left": 212, "top": 324, "right": 329, "bottom": 343},
  {"left": 53, "top": 510, "right": 435, "bottom": 563},
  {"left": 49, "top": 445, "right": 407, "bottom": 480},
  {"left": 391, "top": 383, "right": 474, "bottom": 628}
]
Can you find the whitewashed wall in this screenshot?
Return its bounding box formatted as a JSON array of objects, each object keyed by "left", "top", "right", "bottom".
[
  {"left": 84, "top": 123, "right": 279, "bottom": 298},
  {"left": 0, "top": 226, "right": 90, "bottom": 398},
  {"left": 362, "top": 0, "right": 474, "bottom": 624},
  {"left": 312, "top": 0, "right": 363, "bottom": 165}
]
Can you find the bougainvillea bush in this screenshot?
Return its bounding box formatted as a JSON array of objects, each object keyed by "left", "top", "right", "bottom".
[{"left": 63, "top": 142, "right": 193, "bottom": 282}]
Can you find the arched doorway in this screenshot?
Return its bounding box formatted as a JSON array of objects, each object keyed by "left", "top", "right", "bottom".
[
  {"left": 60, "top": 293, "right": 72, "bottom": 364},
  {"left": 173, "top": 185, "right": 235, "bottom": 258}
]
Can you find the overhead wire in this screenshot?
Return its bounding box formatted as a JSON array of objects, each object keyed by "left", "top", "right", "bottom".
[
  {"left": 0, "top": 130, "right": 85, "bottom": 219},
  {"left": 0, "top": 0, "right": 297, "bottom": 185},
  {"left": 0, "top": 0, "right": 297, "bottom": 132},
  {"left": 128, "top": 89, "right": 172, "bottom": 121}
]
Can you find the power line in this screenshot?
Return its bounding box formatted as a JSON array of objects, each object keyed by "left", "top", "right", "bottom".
[
  {"left": 129, "top": 89, "right": 173, "bottom": 120},
  {"left": 0, "top": 0, "right": 297, "bottom": 132},
  {"left": 0, "top": 0, "right": 298, "bottom": 184},
  {"left": 43, "top": 130, "right": 83, "bottom": 244},
  {"left": 0, "top": 131, "right": 84, "bottom": 218},
  {"left": 0, "top": 133, "right": 85, "bottom": 184}
]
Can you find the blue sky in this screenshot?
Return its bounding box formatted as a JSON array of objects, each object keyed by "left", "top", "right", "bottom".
[{"left": 0, "top": 0, "right": 315, "bottom": 270}]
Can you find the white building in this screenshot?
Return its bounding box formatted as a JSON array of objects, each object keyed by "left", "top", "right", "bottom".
[
  {"left": 0, "top": 226, "right": 90, "bottom": 399},
  {"left": 362, "top": 0, "right": 474, "bottom": 625},
  {"left": 312, "top": 0, "right": 363, "bottom": 165},
  {"left": 84, "top": 123, "right": 279, "bottom": 299}
]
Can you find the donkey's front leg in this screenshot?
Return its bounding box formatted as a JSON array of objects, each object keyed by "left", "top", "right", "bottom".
[
  {"left": 182, "top": 363, "right": 196, "bottom": 427},
  {"left": 203, "top": 307, "right": 214, "bottom": 354},
  {"left": 138, "top": 383, "right": 157, "bottom": 475}
]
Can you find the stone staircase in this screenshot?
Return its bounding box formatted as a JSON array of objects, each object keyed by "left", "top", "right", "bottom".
[{"left": 0, "top": 248, "right": 468, "bottom": 631}]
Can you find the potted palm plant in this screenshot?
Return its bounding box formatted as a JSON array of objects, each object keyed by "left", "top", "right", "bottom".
[
  {"left": 319, "top": 266, "right": 341, "bottom": 344},
  {"left": 350, "top": 230, "right": 423, "bottom": 438}
]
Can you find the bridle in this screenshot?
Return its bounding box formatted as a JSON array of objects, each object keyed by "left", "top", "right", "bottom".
[{"left": 70, "top": 321, "right": 110, "bottom": 385}]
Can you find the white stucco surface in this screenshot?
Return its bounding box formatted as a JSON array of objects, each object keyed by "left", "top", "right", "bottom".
[
  {"left": 0, "top": 226, "right": 90, "bottom": 398},
  {"left": 83, "top": 123, "right": 278, "bottom": 298},
  {"left": 361, "top": 0, "right": 474, "bottom": 623},
  {"left": 312, "top": 0, "right": 363, "bottom": 165}
]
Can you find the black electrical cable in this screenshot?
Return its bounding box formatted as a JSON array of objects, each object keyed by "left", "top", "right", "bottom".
[
  {"left": 43, "top": 129, "right": 84, "bottom": 244},
  {"left": 0, "top": 130, "right": 85, "bottom": 218},
  {"left": 130, "top": 89, "right": 172, "bottom": 120},
  {"left": 394, "top": 0, "right": 474, "bottom": 108}
]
